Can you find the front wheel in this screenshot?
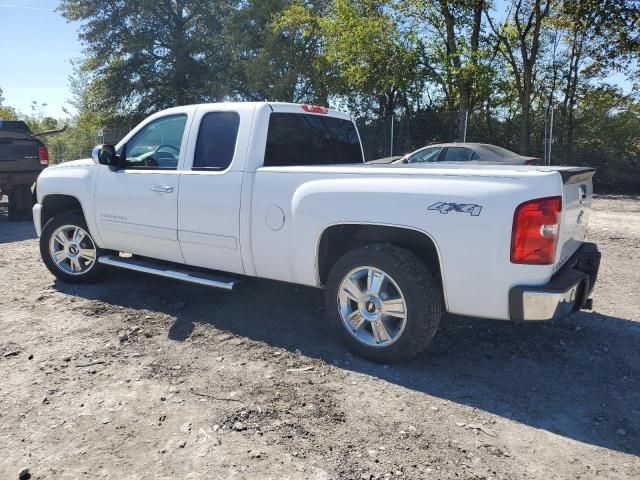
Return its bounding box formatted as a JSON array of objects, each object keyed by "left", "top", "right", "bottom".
[
  {"left": 40, "top": 211, "right": 105, "bottom": 283},
  {"left": 325, "top": 244, "right": 442, "bottom": 363}
]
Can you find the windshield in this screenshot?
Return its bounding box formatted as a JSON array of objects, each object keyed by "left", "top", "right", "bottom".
[{"left": 482, "top": 144, "right": 519, "bottom": 157}]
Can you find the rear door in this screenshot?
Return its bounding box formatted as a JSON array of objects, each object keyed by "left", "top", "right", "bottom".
[{"left": 177, "top": 104, "right": 253, "bottom": 275}]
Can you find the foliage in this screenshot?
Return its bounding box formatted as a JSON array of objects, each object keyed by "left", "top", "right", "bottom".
[
  {"left": 1, "top": 0, "right": 638, "bottom": 187},
  {"left": 224, "top": 0, "right": 329, "bottom": 103},
  {"left": 318, "top": 0, "right": 420, "bottom": 118},
  {"left": 58, "top": 0, "right": 235, "bottom": 118},
  {"left": 0, "top": 86, "right": 19, "bottom": 120}
]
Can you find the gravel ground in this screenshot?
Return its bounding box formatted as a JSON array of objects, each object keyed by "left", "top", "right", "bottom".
[{"left": 0, "top": 195, "right": 638, "bottom": 480}]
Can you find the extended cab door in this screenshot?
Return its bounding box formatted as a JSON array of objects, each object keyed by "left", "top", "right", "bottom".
[
  {"left": 177, "top": 105, "right": 253, "bottom": 274},
  {"left": 94, "top": 113, "right": 191, "bottom": 263}
]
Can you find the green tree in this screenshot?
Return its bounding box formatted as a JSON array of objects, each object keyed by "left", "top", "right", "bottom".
[
  {"left": 319, "top": 0, "right": 420, "bottom": 119},
  {"left": 574, "top": 85, "right": 640, "bottom": 168},
  {"left": 58, "top": 0, "right": 235, "bottom": 118},
  {"left": 225, "top": 0, "right": 329, "bottom": 103},
  {"left": 0, "top": 86, "right": 19, "bottom": 120},
  {"left": 553, "top": 0, "right": 640, "bottom": 162},
  {"left": 401, "top": 0, "right": 490, "bottom": 139},
  {"left": 487, "top": 0, "right": 554, "bottom": 155}
]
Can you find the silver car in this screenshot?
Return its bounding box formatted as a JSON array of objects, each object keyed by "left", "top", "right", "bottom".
[{"left": 370, "top": 143, "right": 541, "bottom": 165}]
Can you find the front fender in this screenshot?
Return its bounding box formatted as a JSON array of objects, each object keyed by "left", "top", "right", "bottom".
[{"left": 36, "top": 163, "right": 103, "bottom": 247}]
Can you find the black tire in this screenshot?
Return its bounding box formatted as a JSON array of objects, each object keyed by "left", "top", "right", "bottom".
[
  {"left": 325, "top": 243, "right": 442, "bottom": 363},
  {"left": 8, "top": 184, "right": 33, "bottom": 221},
  {"left": 40, "top": 211, "right": 105, "bottom": 284}
]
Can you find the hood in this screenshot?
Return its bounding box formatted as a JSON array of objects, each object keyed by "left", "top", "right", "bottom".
[{"left": 48, "top": 158, "right": 95, "bottom": 169}]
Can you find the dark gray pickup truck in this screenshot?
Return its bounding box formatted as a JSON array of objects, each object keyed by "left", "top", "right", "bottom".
[{"left": 0, "top": 120, "right": 49, "bottom": 220}]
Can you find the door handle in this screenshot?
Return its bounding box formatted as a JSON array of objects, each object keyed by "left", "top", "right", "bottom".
[{"left": 151, "top": 185, "right": 174, "bottom": 193}]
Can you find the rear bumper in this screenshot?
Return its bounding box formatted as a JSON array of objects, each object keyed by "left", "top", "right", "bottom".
[{"left": 509, "top": 243, "right": 600, "bottom": 321}]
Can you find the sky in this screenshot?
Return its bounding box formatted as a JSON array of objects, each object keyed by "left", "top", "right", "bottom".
[
  {"left": 0, "top": 1, "right": 81, "bottom": 118},
  {"left": 0, "top": 1, "right": 634, "bottom": 120}
]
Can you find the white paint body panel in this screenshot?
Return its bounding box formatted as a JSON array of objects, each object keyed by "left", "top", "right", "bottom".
[
  {"left": 34, "top": 102, "right": 594, "bottom": 322},
  {"left": 176, "top": 104, "right": 257, "bottom": 274}
]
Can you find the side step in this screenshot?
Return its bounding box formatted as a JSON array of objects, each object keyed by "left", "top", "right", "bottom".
[{"left": 98, "top": 255, "right": 237, "bottom": 290}]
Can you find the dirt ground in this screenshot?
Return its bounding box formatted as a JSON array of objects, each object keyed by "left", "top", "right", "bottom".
[{"left": 0, "top": 195, "right": 638, "bottom": 480}]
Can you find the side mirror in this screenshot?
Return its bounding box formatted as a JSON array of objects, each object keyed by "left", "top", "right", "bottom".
[{"left": 92, "top": 144, "right": 119, "bottom": 167}]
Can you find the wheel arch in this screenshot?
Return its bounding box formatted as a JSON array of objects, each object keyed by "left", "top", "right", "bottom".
[
  {"left": 315, "top": 223, "right": 448, "bottom": 310},
  {"left": 41, "top": 194, "right": 88, "bottom": 231}
]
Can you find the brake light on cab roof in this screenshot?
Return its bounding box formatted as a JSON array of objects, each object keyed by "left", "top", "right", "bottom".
[{"left": 301, "top": 104, "right": 329, "bottom": 114}]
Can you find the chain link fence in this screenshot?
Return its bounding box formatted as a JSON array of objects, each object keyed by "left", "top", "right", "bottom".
[
  {"left": 43, "top": 125, "right": 132, "bottom": 165},
  {"left": 42, "top": 111, "right": 638, "bottom": 193},
  {"left": 357, "top": 109, "right": 640, "bottom": 193}
]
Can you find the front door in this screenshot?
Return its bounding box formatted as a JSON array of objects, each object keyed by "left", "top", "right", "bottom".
[{"left": 94, "top": 113, "right": 190, "bottom": 263}]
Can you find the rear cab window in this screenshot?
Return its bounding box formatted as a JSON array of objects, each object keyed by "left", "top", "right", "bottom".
[
  {"left": 263, "top": 113, "right": 363, "bottom": 167},
  {"left": 0, "top": 120, "right": 31, "bottom": 134}
]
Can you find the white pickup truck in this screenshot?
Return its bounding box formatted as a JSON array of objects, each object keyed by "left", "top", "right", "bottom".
[{"left": 33, "top": 102, "right": 600, "bottom": 362}]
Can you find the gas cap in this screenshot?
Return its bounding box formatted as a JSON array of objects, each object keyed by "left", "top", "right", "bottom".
[{"left": 265, "top": 205, "right": 285, "bottom": 231}]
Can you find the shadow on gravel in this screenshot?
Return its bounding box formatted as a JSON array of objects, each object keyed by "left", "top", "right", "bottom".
[
  {"left": 0, "top": 198, "right": 37, "bottom": 244},
  {"left": 55, "top": 269, "right": 640, "bottom": 457}
]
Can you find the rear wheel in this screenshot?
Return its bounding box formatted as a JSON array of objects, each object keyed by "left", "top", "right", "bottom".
[
  {"left": 40, "top": 211, "right": 105, "bottom": 283},
  {"left": 325, "top": 244, "right": 442, "bottom": 363},
  {"left": 8, "top": 184, "right": 33, "bottom": 221}
]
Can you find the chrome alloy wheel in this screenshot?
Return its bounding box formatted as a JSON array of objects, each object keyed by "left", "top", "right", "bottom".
[
  {"left": 337, "top": 266, "right": 408, "bottom": 347},
  {"left": 48, "top": 225, "right": 97, "bottom": 275}
]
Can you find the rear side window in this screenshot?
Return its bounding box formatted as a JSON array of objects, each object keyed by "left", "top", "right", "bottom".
[
  {"left": 264, "top": 113, "right": 362, "bottom": 167},
  {"left": 193, "top": 112, "right": 240, "bottom": 170},
  {"left": 443, "top": 147, "right": 473, "bottom": 162}
]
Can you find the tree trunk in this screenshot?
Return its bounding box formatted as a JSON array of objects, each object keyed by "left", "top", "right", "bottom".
[
  {"left": 520, "top": 94, "right": 531, "bottom": 155},
  {"left": 485, "top": 99, "right": 494, "bottom": 143}
]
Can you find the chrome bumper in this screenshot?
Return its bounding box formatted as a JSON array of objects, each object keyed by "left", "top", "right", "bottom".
[
  {"left": 33, "top": 203, "right": 42, "bottom": 237},
  {"left": 510, "top": 243, "right": 600, "bottom": 322}
]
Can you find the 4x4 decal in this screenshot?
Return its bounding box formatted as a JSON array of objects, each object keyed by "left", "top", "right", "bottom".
[{"left": 428, "top": 202, "right": 483, "bottom": 216}]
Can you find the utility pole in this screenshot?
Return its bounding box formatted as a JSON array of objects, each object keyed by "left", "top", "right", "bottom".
[
  {"left": 390, "top": 115, "right": 394, "bottom": 156},
  {"left": 548, "top": 108, "right": 554, "bottom": 166},
  {"left": 463, "top": 110, "right": 469, "bottom": 142}
]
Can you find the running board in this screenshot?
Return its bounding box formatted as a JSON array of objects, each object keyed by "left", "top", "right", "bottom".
[{"left": 97, "top": 255, "right": 237, "bottom": 290}]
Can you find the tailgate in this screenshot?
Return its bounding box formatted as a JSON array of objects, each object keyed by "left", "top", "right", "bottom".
[
  {"left": 555, "top": 168, "right": 595, "bottom": 270},
  {"left": 0, "top": 133, "right": 43, "bottom": 172}
]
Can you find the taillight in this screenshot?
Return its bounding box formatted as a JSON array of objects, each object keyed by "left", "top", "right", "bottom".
[
  {"left": 524, "top": 159, "right": 539, "bottom": 165},
  {"left": 38, "top": 146, "right": 49, "bottom": 166},
  {"left": 511, "top": 196, "right": 562, "bottom": 265},
  {"left": 301, "top": 104, "right": 328, "bottom": 114}
]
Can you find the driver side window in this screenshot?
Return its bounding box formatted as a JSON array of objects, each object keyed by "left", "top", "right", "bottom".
[{"left": 124, "top": 114, "right": 188, "bottom": 170}]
